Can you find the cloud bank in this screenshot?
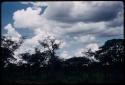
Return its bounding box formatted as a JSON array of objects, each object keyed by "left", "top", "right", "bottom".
[{"left": 3, "top": 1, "right": 123, "bottom": 61}]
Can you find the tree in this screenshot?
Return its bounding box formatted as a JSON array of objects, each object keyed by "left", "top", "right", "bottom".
[
  {"left": 39, "top": 36, "right": 62, "bottom": 68},
  {"left": 95, "top": 39, "right": 124, "bottom": 66},
  {"left": 21, "top": 36, "right": 62, "bottom": 71},
  {"left": 21, "top": 48, "right": 47, "bottom": 68},
  {"left": 83, "top": 49, "right": 95, "bottom": 57},
  {"left": 63, "top": 57, "right": 91, "bottom": 71},
  {"left": 1, "top": 36, "right": 23, "bottom": 68}
]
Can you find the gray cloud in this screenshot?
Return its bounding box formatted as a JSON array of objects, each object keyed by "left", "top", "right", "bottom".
[
  {"left": 96, "top": 26, "right": 123, "bottom": 37},
  {"left": 3, "top": 1, "right": 124, "bottom": 61},
  {"left": 45, "top": 1, "right": 123, "bottom": 23},
  {"left": 66, "top": 25, "right": 123, "bottom": 38},
  {"left": 106, "top": 11, "right": 124, "bottom": 27}
]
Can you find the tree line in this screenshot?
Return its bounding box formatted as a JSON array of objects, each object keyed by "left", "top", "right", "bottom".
[{"left": 0, "top": 36, "right": 124, "bottom": 84}]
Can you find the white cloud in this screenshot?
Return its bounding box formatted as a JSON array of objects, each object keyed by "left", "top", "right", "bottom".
[
  {"left": 75, "top": 48, "right": 86, "bottom": 57},
  {"left": 4, "top": 23, "right": 21, "bottom": 41},
  {"left": 86, "top": 43, "right": 99, "bottom": 52},
  {"left": 60, "top": 51, "right": 72, "bottom": 59},
  {"left": 75, "top": 43, "right": 99, "bottom": 57},
  {"left": 14, "top": 31, "right": 57, "bottom": 58},
  {"left": 13, "top": 2, "right": 123, "bottom": 38},
  {"left": 75, "top": 42, "right": 99, "bottom": 56},
  {"left": 3, "top": 1, "right": 123, "bottom": 62},
  {"left": 13, "top": 6, "right": 64, "bottom": 35},
  {"left": 74, "top": 34, "right": 96, "bottom": 44},
  {"left": 13, "top": 7, "right": 42, "bottom": 29},
  {"left": 74, "top": 43, "right": 99, "bottom": 62}
]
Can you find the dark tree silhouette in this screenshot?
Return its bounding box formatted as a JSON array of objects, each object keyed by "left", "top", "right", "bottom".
[
  {"left": 1, "top": 36, "right": 23, "bottom": 68},
  {"left": 20, "top": 36, "right": 62, "bottom": 72},
  {"left": 21, "top": 48, "right": 48, "bottom": 68},
  {"left": 95, "top": 39, "right": 124, "bottom": 67},
  {"left": 83, "top": 49, "right": 95, "bottom": 58},
  {"left": 63, "top": 57, "right": 91, "bottom": 71},
  {"left": 1, "top": 37, "right": 124, "bottom": 84},
  {"left": 39, "top": 36, "right": 62, "bottom": 70}
]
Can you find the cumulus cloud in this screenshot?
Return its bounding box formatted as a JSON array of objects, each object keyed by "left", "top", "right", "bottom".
[
  {"left": 13, "top": 7, "right": 42, "bottom": 29},
  {"left": 75, "top": 43, "right": 99, "bottom": 57},
  {"left": 3, "top": 1, "right": 123, "bottom": 61},
  {"left": 13, "top": 6, "right": 64, "bottom": 35},
  {"left": 44, "top": 1, "right": 123, "bottom": 23},
  {"left": 74, "top": 44, "right": 99, "bottom": 62},
  {"left": 86, "top": 43, "right": 99, "bottom": 52},
  {"left": 74, "top": 43, "right": 99, "bottom": 61},
  {"left": 14, "top": 31, "right": 58, "bottom": 59},
  {"left": 4, "top": 23, "right": 21, "bottom": 41},
  {"left": 15, "top": 1, "right": 123, "bottom": 38}
]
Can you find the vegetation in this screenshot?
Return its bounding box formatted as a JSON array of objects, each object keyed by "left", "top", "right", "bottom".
[{"left": 0, "top": 36, "right": 124, "bottom": 84}]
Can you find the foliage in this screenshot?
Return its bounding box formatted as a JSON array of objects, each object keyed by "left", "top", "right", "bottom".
[
  {"left": 1, "top": 36, "right": 23, "bottom": 68},
  {"left": 1, "top": 36, "right": 124, "bottom": 84},
  {"left": 95, "top": 39, "right": 124, "bottom": 66}
]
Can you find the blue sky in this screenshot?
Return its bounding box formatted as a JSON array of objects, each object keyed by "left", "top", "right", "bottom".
[
  {"left": 2, "top": 2, "right": 48, "bottom": 37},
  {"left": 2, "top": 2, "right": 31, "bottom": 35},
  {"left": 2, "top": 1, "right": 124, "bottom": 59}
]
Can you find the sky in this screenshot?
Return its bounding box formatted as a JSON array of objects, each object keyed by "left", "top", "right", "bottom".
[{"left": 2, "top": 1, "right": 124, "bottom": 61}]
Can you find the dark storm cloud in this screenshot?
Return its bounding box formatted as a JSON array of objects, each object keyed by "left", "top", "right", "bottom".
[
  {"left": 106, "top": 13, "right": 124, "bottom": 27},
  {"left": 46, "top": 1, "right": 123, "bottom": 23},
  {"left": 97, "top": 31, "right": 123, "bottom": 38}
]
